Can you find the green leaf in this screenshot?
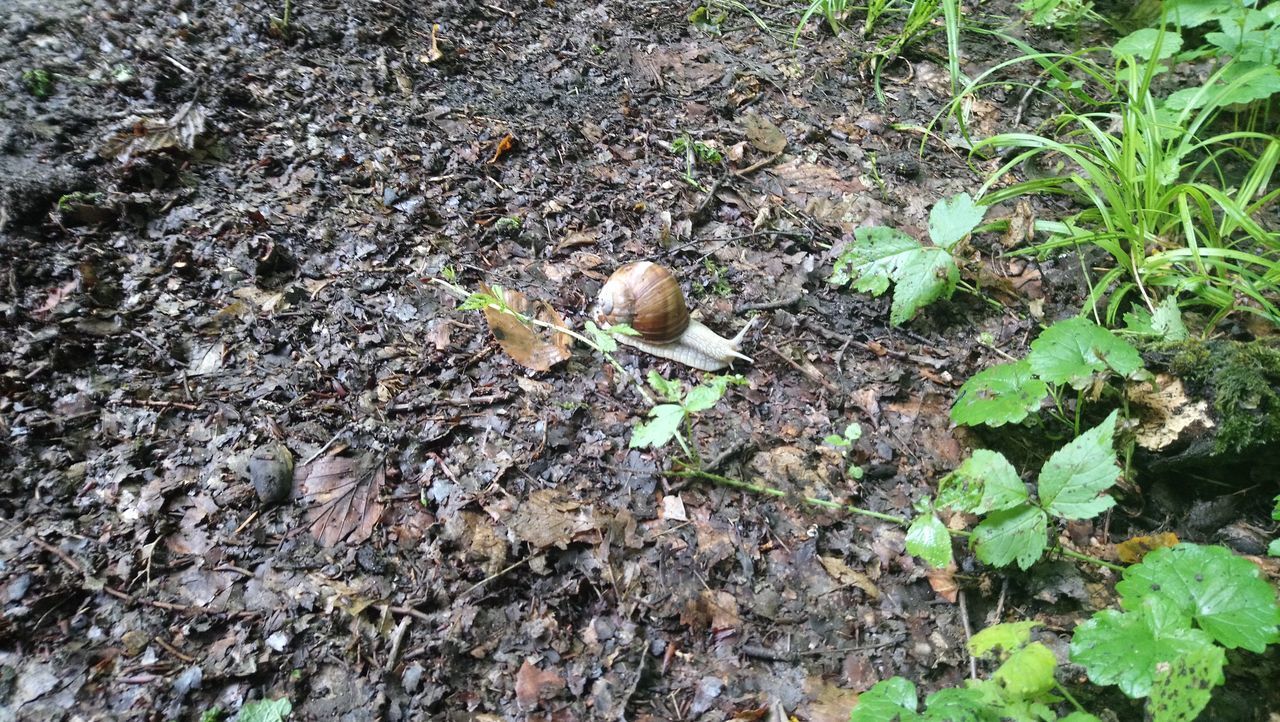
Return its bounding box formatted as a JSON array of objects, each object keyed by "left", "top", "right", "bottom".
[
  {"left": 1164, "top": 0, "right": 1253, "bottom": 28},
  {"left": 951, "top": 360, "right": 1048, "bottom": 427},
  {"left": 824, "top": 433, "right": 851, "bottom": 448},
  {"left": 844, "top": 422, "right": 863, "bottom": 441},
  {"left": 646, "top": 371, "right": 683, "bottom": 402},
  {"left": 1070, "top": 598, "right": 1216, "bottom": 699},
  {"left": 1122, "top": 297, "right": 1187, "bottom": 341},
  {"left": 683, "top": 384, "right": 724, "bottom": 413},
  {"left": 583, "top": 320, "right": 618, "bottom": 353},
  {"left": 234, "top": 698, "right": 292, "bottom": 722},
  {"left": 918, "top": 686, "right": 998, "bottom": 721},
  {"left": 458, "top": 291, "right": 503, "bottom": 312},
  {"left": 1116, "top": 544, "right": 1280, "bottom": 652},
  {"left": 1038, "top": 410, "right": 1120, "bottom": 520},
  {"left": 629, "top": 404, "right": 685, "bottom": 449},
  {"left": 929, "top": 192, "right": 987, "bottom": 250},
  {"left": 849, "top": 677, "right": 922, "bottom": 721},
  {"left": 829, "top": 226, "right": 917, "bottom": 293},
  {"left": 1147, "top": 642, "right": 1225, "bottom": 722},
  {"left": 972, "top": 505, "right": 1048, "bottom": 570},
  {"left": 906, "top": 512, "right": 953, "bottom": 569},
  {"left": 1059, "top": 713, "right": 1102, "bottom": 722},
  {"left": 889, "top": 246, "right": 958, "bottom": 326},
  {"left": 1027, "top": 318, "right": 1145, "bottom": 389},
  {"left": 828, "top": 227, "right": 959, "bottom": 326},
  {"left": 1112, "top": 28, "right": 1183, "bottom": 60},
  {"left": 993, "top": 642, "right": 1057, "bottom": 699},
  {"left": 970, "top": 621, "right": 1038, "bottom": 659},
  {"left": 1270, "top": 538, "right": 1280, "bottom": 557}
]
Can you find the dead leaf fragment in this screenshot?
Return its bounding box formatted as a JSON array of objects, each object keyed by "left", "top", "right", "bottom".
[
  {"left": 1116, "top": 532, "right": 1179, "bottom": 564},
  {"left": 480, "top": 285, "right": 572, "bottom": 371},
  {"left": 506, "top": 489, "right": 596, "bottom": 549},
  {"left": 514, "top": 660, "right": 565, "bottom": 709},
  {"left": 1127, "top": 375, "right": 1214, "bottom": 451},
  {"left": 101, "top": 102, "right": 207, "bottom": 162},
  {"left": 818, "top": 556, "right": 880, "bottom": 600},
  {"left": 421, "top": 23, "right": 445, "bottom": 64},
  {"left": 743, "top": 111, "right": 787, "bottom": 154},
  {"left": 926, "top": 561, "right": 959, "bottom": 603},
  {"left": 297, "top": 454, "right": 386, "bottom": 547}
]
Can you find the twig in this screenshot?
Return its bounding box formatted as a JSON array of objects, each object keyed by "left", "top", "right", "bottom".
[
  {"left": 959, "top": 590, "right": 978, "bottom": 680},
  {"left": 764, "top": 342, "right": 838, "bottom": 392},
  {"left": 736, "top": 290, "right": 804, "bottom": 314},
  {"left": 733, "top": 150, "right": 784, "bottom": 176},
  {"left": 458, "top": 557, "right": 531, "bottom": 598}
]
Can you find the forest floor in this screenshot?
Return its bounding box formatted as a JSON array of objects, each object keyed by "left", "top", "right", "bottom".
[{"left": 1, "top": 0, "right": 1277, "bottom": 720}]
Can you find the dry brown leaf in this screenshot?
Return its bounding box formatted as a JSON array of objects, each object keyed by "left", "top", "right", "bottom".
[
  {"left": 818, "top": 556, "right": 880, "bottom": 600},
  {"left": 1116, "top": 532, "right": 1179, "bottom": 564},
  {"left": 505, "top": 489, "right": 596, "bottom": 549},
  {"left": 480, "top": 284, "right": 572, "bottom": 372},
  {"left": 801, "top": 675, "right": 860, "bottom": 722},
  {"left": 514, "top": 660, "right": 565, "bottom": 709},
  {"left": 100, "top": 102, "right": 207, "bottom": 162},
  {"left": 297, "top": 454, "right": 386, "bottom": 548},
  {"left": 681, "top": 590, "right": 740, "bottom": 633},
  {"left": 926, "top": 561, "right": 959, "bottom": 603},
  {"left": 743, "top": 111, "right": 787, "bottom": 154},
  {"left": 488, "top": 134, "right": 517, "bottom": 164}
]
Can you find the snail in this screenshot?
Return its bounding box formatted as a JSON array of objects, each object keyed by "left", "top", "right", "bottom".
[{"left": 592, "top": 261, "right": 753, "bottom": 372}]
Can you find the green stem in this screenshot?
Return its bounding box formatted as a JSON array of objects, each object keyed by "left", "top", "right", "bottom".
[{"left": 1054, "top": 680, "right": 1089, "bottom": 713}]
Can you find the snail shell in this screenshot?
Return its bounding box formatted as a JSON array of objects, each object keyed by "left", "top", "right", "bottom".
[{"left": 593, "top": 262, "right": 753, "bottom": 372}]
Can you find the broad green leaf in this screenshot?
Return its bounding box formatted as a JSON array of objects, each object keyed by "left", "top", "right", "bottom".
[
  {"left": 843, "top": 422, "right": 863, "bottom": 441},
  {"left": 849, "top": 677, "right": 922, "bottom": 721},
  {"left": 889, "top": 246, "right": 958, "bottom": 326},
  {"left": 458, "top": 291, "right": 503, "bottom": 312},
  {"left": 1147, "top": 642, "right": 1225, "bottom": 722},
  {"left": 629, "top": 404, "right": 684, "bottom": 449},
  {"left": 824, "top": 433, "right": 851, "bottom": 448},
  {"left": 938, "top": 450, "right": 1025, "bottom": 515},
  {"left": 1027, "top": 318, "right": 1145, "bottom": 389},
  {"left": 829, "top": 226, "right": 918, "bottom": 293},
  {"left": 1270, "top": 538, "right": 1280, "bottom": 557},
  {"left": 584, "top": 321, "right": 619, "bottom": 353},
  {"left": 929, "top": 192, "right": 987, "bottom": 250},
  {"left": 919, "top": 686, "right": 998, "bottom": 721},
  {"left": 1070, "top": 599, "right": 1216, "bottom": 699},
  {"left": 646, "top": 371, "right": 683, "bottom": 402},
  {"left": 1122, "top": 297, "right": 1187, "bottom": 341},
  {"left": 1112, "top": 28, "right": 1182, "bottom": 60},
  {"left": 950, "top": 360, "right": 1048, "bottom": 427},
  {"left": 1038, "top": 410, "right": 1120, "bottom": 520},
  {"left": 970, "top": 621, "right": 1038, "bottom": 658},
  {"left": 1060, "top": 714, "right": 1103, "bottom": 722},
  {"left": 993, "top": 642, "right": 1057, "bottom": 699},
  {"left": 972, "top": 505, "right": 1048, "bottom": 570},
  {"left": 1164, "top": 0, "right": 1253, "bottom": 28},
  {"left": 683, "top": 381, "right": 727, "bottom": 413},
  {"left": 906, "top": 512, "right": 953, "bottom": 569},
  {"left": 235, "top": 698, "right": 292, "bottom": 722},
  {"left": 1116, "top": 544, "right": 1280, "bottom": 652}
]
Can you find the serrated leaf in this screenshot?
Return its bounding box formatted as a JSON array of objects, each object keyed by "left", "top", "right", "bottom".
[
  {"left": 629, "top": 404, "right": 685, "bottom": 449},
  {"left": 1123, "top": 297, "right": 1187, "bottom": 341},
  {"left": 970, "top": 621, "right": 1038, "bottom": 659},
  {"left": 683, "top": 384, "right": 724, "bottom": 413},
  {"left": 907, "top": 513, "right": 953, "bottom": 569},
  {"left": 1038, "top": 410, "right": 1120, "bottom": 520},
  {"left": 1112, "top": 28, "right": 1183, "bottom": 60},
  {"left": 1060, "top": 713, "right": 1103, "bottom": 722},
  {"left": 829, "top": 226, "right": 918, "bottom": 293},
  {"left": 646, "top": 371, "right": 683, "bottom": 402},
  {"left": 929, "top": 192, "right": 987, "bottom": 250},
  {"left": 951, "top": 360, "right": 1048, "bottom": 427},
  {"left": 993, "top": 642, "right": 1057, "bottom": 699},
  {"left": 583, "top": 320, "right": 619, "bottom": 353},
  {"left": 235, "top": 698, "right": 292, "bottom": 722},
  {"left": 1070, "top": 599, "right": 1216, "bottom": 699},
  {"left": 1165, "top": 0, "right": 1251, "bottom": 28},
  {"left": 1116, "top": 544, "right": 1280, "bottom": 652},
  {"left": 889, "top": 246, "right": 958, "bottom": 326},
  {"left": 849, "top": 677, "right": 922, "bottom": 721},
  {"left": 1147, "top": 642, "right": 1225, "bottom": 722},
  {"left": 972, "top": 505, "right": 1048, "bottom": 570},
  {"left": 919, "top": 686, "right": 997, "bottom": 721},
  {"left": 1027, "top": 317, "right": 1145, "bottom": 389}
]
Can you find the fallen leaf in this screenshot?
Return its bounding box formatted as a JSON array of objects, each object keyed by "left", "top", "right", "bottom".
[
  {"left": 681, "top": 590, "right": 740, "bottom": 633},
  {"left": 818, "top": 556, "right": 880, "bottom": 600},
  {"left": 488, "top": 134, "right": 517, "bottom": 164},
  {"left": 926, "top": 561, "right": 959, "bottom": 603},
  {"left": 505, "top": 489, "right": 596, "bottom": 549},
  {"left": 1116, "top": 532, "right": 1179, "bottom": 564},
  {"left": 661, "top": 495, "right": 688, "bottom": 522},
  {"left": 297, "top": 454, "right": 386, "bottom": 548},
  {"left": 743, "top": 111, "right": 787, "bottom": 154},
  {"left": 101, "top": 102, "right": 207, "bottom": 162},
  {"left": 421, "top": 23, "right": 445, "bottom": 64},
  {"left": 514, "top": 660, "right": 565, "bottom": 709},
  {"left": 480, "top": 285, "right": 572, "bottom": 371}
]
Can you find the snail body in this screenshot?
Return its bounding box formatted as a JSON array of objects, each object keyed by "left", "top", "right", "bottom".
[{"left": 594, "top": 262, "right": 753, "bottom": 372}]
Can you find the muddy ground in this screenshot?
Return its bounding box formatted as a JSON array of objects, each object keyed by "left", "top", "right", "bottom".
[{"left": 1, "top": 0, "right": 1277, "bottom": 720}]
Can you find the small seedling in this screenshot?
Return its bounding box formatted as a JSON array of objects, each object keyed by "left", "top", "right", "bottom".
[
  {"left": 631, "top": 372, "right": 746, "bottom": 461},
  {"left": 22, "top": 69, "right": 54, "bottom": 98},
  {"left": 234, "top": 697, "right": 291, "bottom": 722},
  {"left": 822, "top": 422, "right": 864, "bottom": 480}
]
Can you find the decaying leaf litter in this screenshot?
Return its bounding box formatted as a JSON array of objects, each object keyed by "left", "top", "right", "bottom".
[{"left": 1, "top": 0, "right": 1277, "bottom": 719}]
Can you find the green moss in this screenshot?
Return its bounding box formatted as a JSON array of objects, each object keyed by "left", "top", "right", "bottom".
[{"left": 1171, "top": 339, "right": 1280, "bottom": 454}]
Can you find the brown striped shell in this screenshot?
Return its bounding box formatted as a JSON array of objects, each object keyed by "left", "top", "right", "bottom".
[{"left": 594, "top": 262, "right": 690, "bottom": 344}]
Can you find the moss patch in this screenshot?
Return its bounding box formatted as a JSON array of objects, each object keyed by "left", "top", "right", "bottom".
[{"left": 1171, "top": 339, "right": 1280, "bottom": 454}]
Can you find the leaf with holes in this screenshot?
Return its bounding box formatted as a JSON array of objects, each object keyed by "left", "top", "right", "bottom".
[{"left": 1070, "top": 596, "right": 1216, "bottom": 699}]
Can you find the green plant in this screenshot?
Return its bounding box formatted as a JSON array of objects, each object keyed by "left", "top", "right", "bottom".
[
  {"left": 852, "top": 622, "right": 1098, "bottom": 720},
  {"left": 907, "top": 410, "right": 1125, "bottom": 571},
  {"left": 22, "top": 69, "right": 53, "bottom": 98},
  {"left": 1070, "top": 543, "right": 1279, "bottom": 720},
  {"left": 1018, "top": 0, "right": 1099, "bottom": 29},
  {"left": 493, "top": 215, "right": 522, "bottom": 233},
  {"left": 269, "top": 0, "right": 291, "bottom": 36},
  {"left": 828, "top": 192, "right": 988, "bottom": 325},
  {"left": 199, "top": 708, "right": 224, "bottom": 722},
  {"left": 951, "top": 317, "right": 1148, "bottom": 432},
  {"left": 630, "top": 371, "right": 746, "bottom": 461},
  {"left": 961, "top": 30, "right": 1280, "bottom": 329},
  {"left": 671, "top": 135, "right": 723, "bottom": 190},
  {"left": 823, "top": 422, "right": 865, "bottom": 480},
  {"left": 234, "top": 698, "right": 291, "bottom": 722},
  {"left": 794, "top": 0, "right": 850, "bottom": 39},
  {"left": 703, "top": 258, "right": 733, "bottom": 297},
  {"left": 1270, "top": 494, "right": 1280, "bottom": 557}
]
